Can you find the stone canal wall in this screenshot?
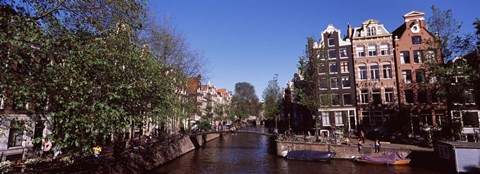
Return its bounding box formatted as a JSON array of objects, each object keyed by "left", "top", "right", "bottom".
[
  {"left": 128, "top": 133, "right": 221, "bottom": 172},
  {"left": 276, "top": 140, "right": 412, "bottom": 159}
]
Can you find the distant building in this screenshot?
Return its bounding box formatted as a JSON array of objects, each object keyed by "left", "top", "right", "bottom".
[
  {"left": 350, "top": 19, "right": 398, "bottom": 130},
  {"left": 391, "top": 11, "right": 445, "bottom": 133}
]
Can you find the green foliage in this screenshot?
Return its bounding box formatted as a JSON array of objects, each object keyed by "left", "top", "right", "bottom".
[
  {"left": 428, "top": 5, "right": 476, "bottom": 61},
  {"left": 1, "top": 2, "right": 189, "bottom": 153},
  {"left": 262, "top": 74, "right": 281, "bottom": 120},
  {"left": 231, "top": 82, "right": 260, "bottom": 119}
]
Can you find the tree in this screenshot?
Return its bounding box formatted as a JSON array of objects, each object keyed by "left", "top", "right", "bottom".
[
  {"left": 0, "top": 1, "right": 189, "bottom": 153},
  {"left": 262, "top": 74, "right": 282, "bottom": 133},
  {"left": 231, "top": 82, "right": 260, "bottom": 120},
  {"left": 294, "top": 37, "right": 331, "bottom": 141},
  {"left": 428, "top": 5, "right": 476, "bottom": 61},
  {"left": 426, "top": 6, "right": 479, "bottom": 140}
]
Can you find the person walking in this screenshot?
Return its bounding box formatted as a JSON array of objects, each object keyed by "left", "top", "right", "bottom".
[
  {"left": 360, "top": 130, "right": 365, "bottom": 143},
  {"left": 374, "top": 139, "right": 381, "bottom": 153},
  {"left": 357, "top": 138, "right": 363, "bottom": 153}
]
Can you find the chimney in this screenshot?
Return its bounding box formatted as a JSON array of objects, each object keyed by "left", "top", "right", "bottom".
[{"left": 347, "top": 23, "right": 352, "bottom": 39}]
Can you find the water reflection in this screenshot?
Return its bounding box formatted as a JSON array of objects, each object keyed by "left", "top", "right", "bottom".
[{"left": 152, "top": 127, "right": 443, "bottom": 174}]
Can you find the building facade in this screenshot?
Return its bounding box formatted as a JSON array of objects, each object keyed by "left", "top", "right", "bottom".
[
  {"left": 391, "top": 11, "right": 445, "bottom": 133},
  {"left": 350, "top": 20, "right": 398, "bottom": 131},
  {"left": 307, "top": 24, "right": 357, "bottom": 133}
]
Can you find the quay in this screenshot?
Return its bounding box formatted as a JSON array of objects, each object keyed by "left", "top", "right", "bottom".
[{"left": 276, "top": 137, "right": 432, "bottom": 159}]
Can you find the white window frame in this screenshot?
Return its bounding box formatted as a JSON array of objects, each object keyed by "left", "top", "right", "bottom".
[
  {"left": 402, "top": 70, "right": 412, "bottom": 84},
  {"left": 340, "top": 49, "right": 348, "bottom": 58},
  {"left": 382, "top": 64, "right": 392, "bottom": 79},
  {"left": 322, "top": 112, "right": 330, "bottom": 126},
  {"left": 413, "top": 50, "right": 423, "bottom": 64},
  {"left": 341, "top": 76, "right": 350, "bottom": 89},
  {"left": 385, "top": 88, "right": 394, "bottom": 103},
  {"left": 360, "top": 89, "right": 369, "bottom": 104},
  {"left": 329, "top": 62, "right": 338, "bottom": 74},
  {"left": 358, "top": 66, "right": 367, "bottom": 80},
  {"left": 328, "top": 38, "right": 335, "bottom": 47},
  {"left": 335, "top": 111, "right": 344, "bottom": 126},
  {"left": 370, "top": 64, "right": 379, "bottom": 81},
  {"left": 328, "top": 49, "right": 337, "bottom": 59},
  {"left": 330, "top": 77, "right": 339, "bottom": 89},
  {"left": 356, "top": 46, "right": 365, "bottom": 57},
  {"left": 380, "top": 44, "right": 389, "bottom": 55},
  {"left": 368, "top": 45, "right": 377, "bottom": 57}
]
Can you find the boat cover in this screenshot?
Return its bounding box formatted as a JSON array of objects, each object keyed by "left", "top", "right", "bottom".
[
  {"left": 361, "top": 151, "right": 407, "bottom": 165},
  {"left": 286, "top": 150, "right": 335, "bottom": 161}
]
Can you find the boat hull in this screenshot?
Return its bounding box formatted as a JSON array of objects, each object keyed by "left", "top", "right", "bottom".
[{"left": 286, "top": 150, "right": 336, "bottom": 161}]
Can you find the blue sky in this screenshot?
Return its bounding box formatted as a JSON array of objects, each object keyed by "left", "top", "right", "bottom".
[{"left": 148, "top": 0, "right": 479, "bottom": 99}]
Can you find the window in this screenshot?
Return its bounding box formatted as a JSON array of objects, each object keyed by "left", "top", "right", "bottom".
[
  {"left": 418, "top": 89, "right": 428, "bottom": 103},
  {"left": 426, "top": 50, "right": 436, "bottom": 62},
  {"left": 382, "top": 64, "right": 392, "bottom": 79},
  {"left": 318, "top": 50, "right": 326, "bottom": 60},
  {"left": 413, "top": 50, "right": 423, "bottom": 63},
  {"left": 332, "top": 94, "right": 340, "bottom": 106},
  {"left": 340, "top": 49, "right": 347, "bottom": 58},
  {"left": 385, "top": 88, "right": 394, "bottom": 103},
  {"left": 358, "top": 66, "right": 367, "bottom": 80},
  {"left": 8, "top": 120, "right": 24, "bottom": 147},
  {"left": 343, "top": 93, "right": 352, "bottom": 105},
  {"left": 465, "top": 89, "right": 475, "bottom": 104},
  {"left": 412, "top": 36, "right": 422, "bottom": 45},
  {"left": 368, "top": 45, "right": 377, "bottom": 56},
  {"left": 330, "top": 77, "right": 339, "bottom": 89},
  {"left": 319, "top": 64, "right": 327, "bottom": 74},
  {"left": 335, "top": 111, "right": 344, "bottom": 125},
  {"left": 402, "top": 70, "right": 412, "bottom": 84},
  {"left": 416, "top": 70, "right": 425, "bottom": 83},
  {"left": 380, "top": 44, "right": 389, "bottom": 55},
  {"left": 340, "top": 61, "right": 349, "bottom": 73},
  {"left": 356, "top": 46, "right": 365, "bottom": 57},
  {"left": 366, "top": 27, "right": 371, "bottom": 36},
  {"left": 329, "top": 62, "right": 338, "bottom": 74},
  {"left": 372, "top": 89, "right": 381, "bottom": 105},
  {"left": 360, "top": 89, "right": 369, "bottom": 104},
  {"left": 328, "top": 38, "right": 335, "bottom": 47},
  {"left": 371, "top": 27, "right": 376, "bottom": 35},
  {"left": 400, "top": 51, "right": 410, "bottom": 64},
  {"left": 322, "top": 112, "right": 330, "bottom": 126},
  {"left": 372, "top": 112, "right": 383, "bottom": 126},
  {"left": 362, "top": 112, "right": 371, "bottom": 126},
  {"left": 319, "top": 78, "right": 328, "bottom": 89},
  {"left": 328, "top": 49, "right": 337, "bottom": 59},
  {"left": 370, "top": 65, "right": 379, "bottom": 81},
  {"left": 405, "top": 90, "right": 414, "bottom": 103},
  {"left": 341, "top": 76, "right": 350, "bottom": 88}
]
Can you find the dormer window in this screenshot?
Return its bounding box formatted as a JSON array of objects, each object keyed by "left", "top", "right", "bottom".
[{"left": 366, "top": 27, "right": 376, "bottom": 36}]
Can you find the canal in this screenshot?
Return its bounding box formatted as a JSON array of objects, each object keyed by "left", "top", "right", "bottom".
[{"left": 153, "top": 126, "right": 445, "bottom": 174}]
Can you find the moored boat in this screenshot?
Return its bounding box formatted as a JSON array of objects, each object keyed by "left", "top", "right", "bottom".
[
  {"left": 285, "top": 150, "right": 336, "bottom": 161},
  {"left": 354, "top": 151, "right": 410, "bottom": 165}
]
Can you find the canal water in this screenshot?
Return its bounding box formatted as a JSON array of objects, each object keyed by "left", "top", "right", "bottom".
[{"left": 153, "top": 127, "right": 445, "bottom": 174}]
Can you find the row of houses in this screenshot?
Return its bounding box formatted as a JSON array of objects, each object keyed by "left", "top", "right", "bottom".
[
  {"left": 284, "top": 11, "right": 480, "bottom": 141},
  {"left": 186, "top": 76, "right": 233, "bottom": 129}
]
